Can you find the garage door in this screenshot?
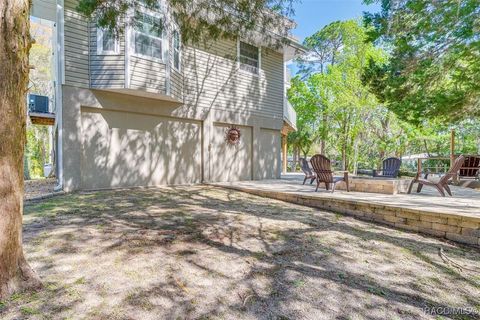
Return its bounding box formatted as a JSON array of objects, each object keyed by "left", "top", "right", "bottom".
[
  {"left": 81, "top": 108, "right": 202, "bottom": 189},
  {"left": 210, "top": 123, "right": 252, "bottom": 182},
  {"left": 258, "top": 128, "right": 281, "bottom": 179}
]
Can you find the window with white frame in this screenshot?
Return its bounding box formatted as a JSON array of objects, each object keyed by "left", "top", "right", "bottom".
[
  {"left": 172, "top": 29, "right": 181, "bottom": 71},
  {"left": 238, "top": 41, "right": 260, "bottom": 74},
  {"left": 97, "top": 28, "right": 119, "bottom": 54},
  {"left": 133, "top": 10, "right": 163, "bottom": 60}
]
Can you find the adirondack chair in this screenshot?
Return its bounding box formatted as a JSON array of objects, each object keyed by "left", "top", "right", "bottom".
[
  {"left": 459, "top": 155, "right": 480, "bottom": 180},
  {"left": 299, "top": 158, "right": 316, "bottom": 185},
  {"left": 310, "top": 154, "right": 349, "bottom": 193},
  {"left": 407, "top": 155, "right": 465, "bottom": 197},
  {"left": 373, "top": 157, "right": 402, "bottom": 178}
]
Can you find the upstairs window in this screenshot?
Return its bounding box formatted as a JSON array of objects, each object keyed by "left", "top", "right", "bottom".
[
  {"left": 172, "top": 29, "right": 181, "bottom": 71},
  {"left": 97, "top": 28, "right": 119, "bottom": 55},
  {"left": 133, "top": 10, "right": 163, "bottom": 60},
  {"left": 238, "top": 41, "right": 260, "bottom": 74}
]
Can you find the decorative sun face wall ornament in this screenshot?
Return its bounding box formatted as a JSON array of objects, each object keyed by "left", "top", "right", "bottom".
[{"left": 225, "top": 126, "right": 241, "bottom": 145}]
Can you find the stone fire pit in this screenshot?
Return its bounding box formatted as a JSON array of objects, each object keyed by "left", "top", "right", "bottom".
[{"left": 336, "top": 176, "right": 411, "bottom": 195}]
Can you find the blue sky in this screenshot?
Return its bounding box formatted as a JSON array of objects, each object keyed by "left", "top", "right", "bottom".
[
  {"left": 287, "top": 0, "right": 380, "bottom": 74},
  {"left": 290, "top": 0, "right": 380, "bottom": 42}
]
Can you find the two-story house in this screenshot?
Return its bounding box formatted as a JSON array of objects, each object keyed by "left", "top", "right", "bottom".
[{"left": 30, "top": 0, "right": 303, "bottom": 191}]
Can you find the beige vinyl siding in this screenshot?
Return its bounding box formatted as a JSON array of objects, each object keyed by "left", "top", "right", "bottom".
[
  {"left": 62, "top": 0, "right": 284, "bottom": 120},
  {"left": 89, "top": 24, "right": 125, "bottom": 89},
  {"left": 31, "top": 0, "right": 56, "bottom": 21},
  {"left": 170, "top": 69, "right": 183, "bottom": 101},
  {"left": 261, "top": 48, "right": 284, "bottom": 117},
  {"left": 129, "top": 56, "right": 167, "bottom": 94},
  {"left": 127, "top": 8, "right": 168, "bottom": 95},
  {"left": 64, "top": 0, "right": 89, "bottom": 88},
  {"left": 169, "top": 29, "right": 184, "bottom": 101},
  {"left": 183, "top": 38, "right": 284, "bottom": 120}
]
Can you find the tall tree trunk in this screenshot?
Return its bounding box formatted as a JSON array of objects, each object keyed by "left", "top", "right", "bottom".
[
  {"left": 353, "top": 138, "right": 359, "bottom": 175},
  {"left": 302, "top": 149, "right": 308, "bottom": 159},
  {"left": 423, "top": 139, "right": 431, "bottom": 157},
  {"left": 291, "top": 146, "right": 298, "bottom": 172},
  {"left": 0, "top": 0, "right": 42, "bottom": 299},
  {"left": 378, "top": 150, "right": 385, "bottom": 170},
  {"left": 341, "top": 144, "right": 347, "bottom": 171},
  {"left": 40, "top": 128, "right": 46, "bottom": 177},
  {"left": 295, "top": 147, "right": 301, "bottom": 171},
  {"left": 341, "top": 120, "right": 349, "bottom": 171},
  {"left": 23, "top": 153, "right": 30, "bottom": 180},
  {"left": 320, "top": 112, "right": 327, "bottom": 155},
  {"left": 47, "top": 138, "right": 56, "bottom": 178}
]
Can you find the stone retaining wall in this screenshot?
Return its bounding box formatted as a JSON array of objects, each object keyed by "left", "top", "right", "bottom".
[{"left": 221, "top": 186, "right": 480, "bottom": 247}]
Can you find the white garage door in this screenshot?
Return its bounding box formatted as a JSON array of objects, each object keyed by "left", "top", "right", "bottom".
[{"left": 81, "top": 108, "right": 202, "bottom": 189}]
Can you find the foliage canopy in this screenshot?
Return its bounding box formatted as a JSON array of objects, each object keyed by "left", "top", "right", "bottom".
[
  {"left": 77, "top": 0, "right": 297, "bottom": 47},
  {"left": 289, "top": 20, "right": 390, "bottom": 170},
  {"left": 362, "top": 0, "right": 480, "bottom": 124},
  {"left": 288, "top": 18, "right": 479, "bottom": 172}
]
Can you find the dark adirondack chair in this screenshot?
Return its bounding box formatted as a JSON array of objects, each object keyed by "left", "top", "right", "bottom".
[
  {"left": 407, "top": 155, "right": 465, "bottom": 197},
  {"left": 373, "top": 157, "right": 402, "bottom": 178},
  {"left": 299, "top": 158, "right": 316, "bottom": 185},
  {"left": 310, "top": 154, "right": 349, "bottom": 193},
  {"left": 459, "top": 155, "right": 480, "bottom": 180}
]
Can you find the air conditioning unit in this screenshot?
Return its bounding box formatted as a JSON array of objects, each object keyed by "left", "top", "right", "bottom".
[{"left": 28, "top": 94, "right": 49, "bottom": 113}]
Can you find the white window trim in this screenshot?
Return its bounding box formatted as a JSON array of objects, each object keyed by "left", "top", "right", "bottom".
[
  {"left": 129, "top": 5, "right": 166, "bottom": 63},
  {"left": 96, "top": 27, "right": 120, "bottom": 55},
  {"left": 172, "top": 28, "right": 181, "bottom": 72},
  {"left": 237, "top": 39, "right": 261, "bottom": 76}
]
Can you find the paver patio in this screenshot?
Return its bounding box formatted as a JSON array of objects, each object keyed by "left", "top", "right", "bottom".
[
  {"left": 1, "top": 186, "right": 480, "bottom": 319},
  {"left": 215, "top": 174, "right": 480, "bottom": 218},
  {"left": 212, "top": 175, "right": 480, "bottom": 246}
]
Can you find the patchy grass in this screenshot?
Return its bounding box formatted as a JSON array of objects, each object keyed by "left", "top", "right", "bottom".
[{"left": 2, "top": 186, "right": 480, "bottom": 319}]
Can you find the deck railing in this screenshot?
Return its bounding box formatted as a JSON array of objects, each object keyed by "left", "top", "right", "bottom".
[
  {"left": 287, "top": 155, "right": 478, "bottom": 178},
  {"left": 413, "top": 157, "right": 452, "bottom": 175},
  {"left": 283, "top": 97, "right": 297, "bottom": 131}
]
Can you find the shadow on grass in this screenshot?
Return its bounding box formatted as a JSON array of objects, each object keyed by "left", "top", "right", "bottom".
[{"left": 2, "top": 186, "right": 479, "bottom": 319}]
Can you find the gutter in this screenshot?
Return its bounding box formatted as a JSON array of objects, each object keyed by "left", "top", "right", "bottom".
[{"left": 54, "top": 0, "right": 65, "bottom": 192}]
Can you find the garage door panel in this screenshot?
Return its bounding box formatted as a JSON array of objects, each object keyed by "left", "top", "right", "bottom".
[
  {"left": 258, "top": 128, "right": 281, "bottom": 179},
  {"left": 81, "top": 109, "right": 201, "bottom": 189},
  {"left": 211, "top": 124, "right": 252, "bottom": 182}
]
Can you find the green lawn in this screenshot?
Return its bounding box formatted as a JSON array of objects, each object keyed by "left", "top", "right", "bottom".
[{"left": 1, "top": 186, "right": 480, "bottom": 319}]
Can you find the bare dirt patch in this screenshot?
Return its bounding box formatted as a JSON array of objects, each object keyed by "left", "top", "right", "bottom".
[
  {"left": 2, "top": 186, "right": 480, "bottom": 319},
  {"left": 24, "top": 178, "right": 56, "bottom": 200}
]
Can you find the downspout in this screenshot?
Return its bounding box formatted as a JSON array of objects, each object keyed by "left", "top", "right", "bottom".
[
  {"left": 164, "top": 7, "right": 171, "bottom": 97},
  {"left": 54, "top": 0, "right": 65, "bottom": 191},
  {"left": 125, "top": 10, "right": 132, "bottom": 89}
]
